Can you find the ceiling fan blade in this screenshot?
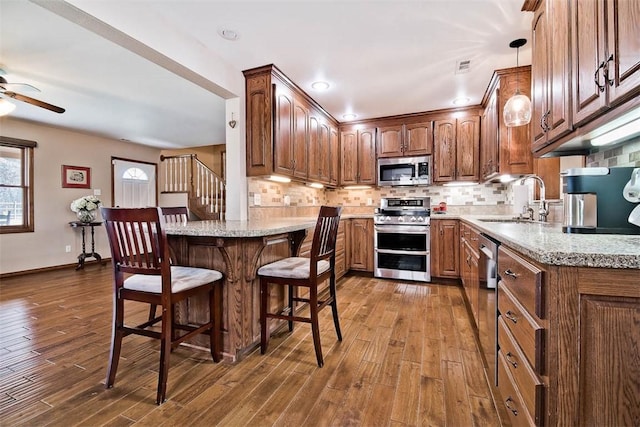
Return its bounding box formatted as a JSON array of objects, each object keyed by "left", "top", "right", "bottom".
[{"left": 3, "top": 91, "right": 65, "bottom": 114}]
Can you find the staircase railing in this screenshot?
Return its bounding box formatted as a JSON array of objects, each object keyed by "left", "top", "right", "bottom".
[{"left": 160, "top": 154, "right": 225, "bottom": 220}]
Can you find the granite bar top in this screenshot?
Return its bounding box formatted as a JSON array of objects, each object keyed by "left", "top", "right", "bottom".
[
  {"left": 457, "top": 215, "right": 640, "bottom": 270},
  {"left": 163, "top": 214, "right": 374, "bottom": 238}
]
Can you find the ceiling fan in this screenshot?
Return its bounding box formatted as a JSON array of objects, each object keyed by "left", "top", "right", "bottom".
[{"left": 0, "top": 75, "right": 65, "bottom": 114}]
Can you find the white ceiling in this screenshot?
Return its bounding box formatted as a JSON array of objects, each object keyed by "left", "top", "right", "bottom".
[{"left": 0, "top": 0, "right": 533, "bottom": 149}]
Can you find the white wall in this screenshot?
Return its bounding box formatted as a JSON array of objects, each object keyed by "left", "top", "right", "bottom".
[{"left": 0, "top": 118, "right": 161, "bottom": 275}]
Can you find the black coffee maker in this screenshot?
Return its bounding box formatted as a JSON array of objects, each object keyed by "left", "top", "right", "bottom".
[{"left": 562, "top": 167, "right": 640, "bottom": 234}]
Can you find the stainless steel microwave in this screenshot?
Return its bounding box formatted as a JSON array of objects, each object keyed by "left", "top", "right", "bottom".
[{"left": 377, "top": 156, "right": 431, "bottom": 186}]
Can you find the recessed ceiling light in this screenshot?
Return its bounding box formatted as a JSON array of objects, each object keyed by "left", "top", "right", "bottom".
[
  {"left": 217, "top": 28, "right": 240, "bottom": 41},
  {"left": 311, "top": 81, "right": 330, "bottom": 91},
  {"left": 453, "top": 97, "right": 471, "bottom": 106},
  {"left": 343, "top": 113, "right": 357, "bottom": 120}
]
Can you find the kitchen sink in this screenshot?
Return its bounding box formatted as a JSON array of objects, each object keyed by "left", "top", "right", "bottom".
[{"left": 478, "top": 218, "right": 540, "bottom": 224}]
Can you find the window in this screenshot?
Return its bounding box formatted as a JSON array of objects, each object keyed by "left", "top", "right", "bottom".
[
  {"left": 122, "top": 167, "right": 149, "bottom": 181},
  {"left": 0, "top": 136, "right": 36, "bottom": 233}
]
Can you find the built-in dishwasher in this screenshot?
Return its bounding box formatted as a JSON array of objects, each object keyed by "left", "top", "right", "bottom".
[{"left": 478, "top": 233, "right": 500, "bottom": 386}]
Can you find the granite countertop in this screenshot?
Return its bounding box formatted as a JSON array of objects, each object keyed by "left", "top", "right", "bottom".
[
  {"left": 163, "top": 214, "right": 374, "bottom": 238},
  {"left": 459, "top": 215, "right": 640, "bottom": 269}
]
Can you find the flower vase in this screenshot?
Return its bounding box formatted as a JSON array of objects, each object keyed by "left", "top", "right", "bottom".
[{"left": 77, "top": 209, "right": 96, "bottom": 223}]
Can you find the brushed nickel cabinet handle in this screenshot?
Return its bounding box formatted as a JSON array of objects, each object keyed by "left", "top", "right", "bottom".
[
  {"left": 503, "top": 269, "right": 518, "bottom": 279},
  {"left": 504, "top": 310, "right": 518, "bottom": 324},
  {"left": 505, "top": 397, "right": 519, "bottom": 416},
  {"left": 594, "top": 61, "right": 606, "bottom": 92},
  {"left": 505, "top": 352, "right": 518, "bottom": 368}
]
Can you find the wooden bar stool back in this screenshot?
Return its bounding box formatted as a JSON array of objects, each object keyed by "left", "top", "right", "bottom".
[
  {"left": 257, "top": 206, "right": 343, "bottom": 367},
  {"left": 101, "top": 207, "right": 223, "bottom": 404}
]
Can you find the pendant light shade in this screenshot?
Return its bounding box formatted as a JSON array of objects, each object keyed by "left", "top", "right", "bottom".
[{"left": 503, "top": 38, "right": 531, "bottom": 127}]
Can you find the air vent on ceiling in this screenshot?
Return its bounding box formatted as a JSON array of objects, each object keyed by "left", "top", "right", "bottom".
[{"left": 455, "top": 59, "right": 471, "bottom": 74}]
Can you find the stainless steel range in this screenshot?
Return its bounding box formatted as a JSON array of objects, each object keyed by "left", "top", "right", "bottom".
[{"left": 374, "top": 197, "right": 431, "bottom": 282}]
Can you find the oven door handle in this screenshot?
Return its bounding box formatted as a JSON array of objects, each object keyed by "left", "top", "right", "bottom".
[
  {"left": 374, "top": 225, "right": 430, "bottom": 233},
  {"left": 375, "top": 248, "right": 430, "bottom": 256}
]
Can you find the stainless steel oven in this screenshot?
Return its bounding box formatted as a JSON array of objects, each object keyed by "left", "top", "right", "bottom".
[
  {"left": 478, "top": 233, "right": 500, "bottom": 386},
  {"left": 374, "top": 197, "right": 431, "bottom": 282}
]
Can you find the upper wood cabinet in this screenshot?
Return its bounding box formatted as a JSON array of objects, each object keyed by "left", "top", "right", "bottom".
[
  {"left": 307, "top": 112, "right": 331, "bottom": 184},
  {"left": 340, "top": 127, "right": 376, "bottom": 186},
  {"left": 433, "top": 116, "right": 480, "bottom": 183},
  {"left": 377, "top": 122, "right": 432, "bottom": 158},
  {"left": 572, "top": 0, "right": 640, "bottom": 126},
  {"left": 243, "top": 65, "right": 340, "bottom": 186},
  {"left": 531, "top": 0, "right": 572, "bottom": 152},
  {"left": 480, "top": 67, "right": 534, "bottom": 181},
  {"left": 329, "top": 126, "right": 340, "bottom": 186}
]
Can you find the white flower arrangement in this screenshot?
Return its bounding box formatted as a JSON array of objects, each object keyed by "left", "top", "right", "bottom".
[{"left": 70, "top": 195, "right": 102, "bottom": 213}]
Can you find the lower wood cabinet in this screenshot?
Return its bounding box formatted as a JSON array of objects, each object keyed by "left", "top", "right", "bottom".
[
  {"left": 349, "top": 218, "right": 373, "bottom": 272},
  {"left": 430, "top": 219, "right": 459, "bottom": 278}
]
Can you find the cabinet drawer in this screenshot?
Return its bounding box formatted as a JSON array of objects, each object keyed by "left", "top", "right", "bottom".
[
  {"left": 498, "top": 317, "right": 545, "bottom": 424},
  {"left": 499, "top": 246, "right": 544, "bottom": 318},
  {"left": 498, "top": 352, "right": 537, "bottom": 427},
  {"left": 498, "top": 283, "right": 545, "bottom": 374}
]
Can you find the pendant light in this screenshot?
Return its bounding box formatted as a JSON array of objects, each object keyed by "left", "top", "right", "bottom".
[{"left": 503, "top": 38, "right": 531, "bottom": 127}]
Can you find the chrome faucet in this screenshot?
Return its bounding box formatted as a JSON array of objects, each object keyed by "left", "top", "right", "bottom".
[{"left": 520, "top": 175, "right": 549, "bottom": 222}]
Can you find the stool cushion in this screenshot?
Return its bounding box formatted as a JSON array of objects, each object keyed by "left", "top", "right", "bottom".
[
  {"left": 124, "top": 266, "right": 223, "bottom": 294},
  {"left": 257, "top": 257, "right": 330, "bottom": 279}
]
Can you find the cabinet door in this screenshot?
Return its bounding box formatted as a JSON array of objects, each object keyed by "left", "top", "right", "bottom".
[
  {"left": 572, "top": 0, "right": 608, "bottom": 125},
  {"left": 606, "top": 0, "right": 640, "bottom": 105},
  {"left": 358, "top": 128, "right": 377, "bottom": 184},
  {"left": 274, "top": 84, "right": 295, "bottom": 176},
  {"left": 245, "top": 74, "right": 272, "bottom": 176},
  {"left": 377, "top": 125, "right": 404, "bottom": 158},
  {"left": 329, "top": 126, "right": 339, "bottom": 186},
  {"left": 500, "top": 73, "right": 533, "bottom": 176},
  {"left": 293, "top": 100, "right": 308, "bottom": 180},
  {"left": 436, "top": 219, "right": 459, "bottom": 277},
  {"left": 546, "top": 0, "right": 572, "bottom": 142},
  {"left": 319, "top": 121, "right": 331, "bottom": 183},
  {"left": 340, "top": 130, "right": 359, "bottom": 185},
  {"left": 531, "top": 4, "right": 549, "bottom": 148},
  {"left": 433, "top": 119, "right": 456, "bottom": 182},
  {"left": 481, "top": 87, "right": 499, "bottom": 180},
  {"left": 456, "top": 117, "right": 480, "bottom": 181},
  {"left": 307, "top": 113, "right": 321, "bottom": 182},
  {"left": 350, "top": 218, "right": 373, "bottom": 271},
  {"left": 404, "top": 121, "right": 433, "bottom": 156}
]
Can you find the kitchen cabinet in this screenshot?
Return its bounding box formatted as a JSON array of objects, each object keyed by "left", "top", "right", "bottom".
[
  {"left": 480, "top": 67, "right": 534, "bottom": 181},
  {"left": 307, "top": 112, "right": 331, "bottom": 184},
  {"left": 349, "top": 218, "right": 373, "bottom": 272},
  {"left": 340, "top": 127, "right": 376, "bottom": 186},
  {"left": 459, "top": 223, "right": 480, "bottom": 324},
  {"left": 433, "top": 116, "right": 480, "bottom": 183},
  {"left": 244, "top": 64, "right": 339, "bottom": 185},
  {"left": 430, "top": 219, "right": 459, "bottom": 278},
  {"left": 497, "top": 245, "right": 546, "bottom": 426},
  {"left": 376, "top": 121, "right": 432, "bottom": 158},
  {"left": 329, "top": 126, "right": 340, "bottom": 186},
  {"left": 572, "top": 0, "right": 640, "bottom": 126},
  {"left": 530, "top": 0, "right": 572, "bottom": 152}
]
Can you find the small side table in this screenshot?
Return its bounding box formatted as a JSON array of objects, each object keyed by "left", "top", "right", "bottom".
[{"left": 69, "top": 221, "right": 104, "bottom": 270}]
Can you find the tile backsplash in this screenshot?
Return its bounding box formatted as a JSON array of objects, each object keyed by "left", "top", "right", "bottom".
[
  {"left": 586, "top": 137, "right": 640, "bottom": 168},
  {"left": 248, "top": 177, "right": 513, "bottom": 219}
]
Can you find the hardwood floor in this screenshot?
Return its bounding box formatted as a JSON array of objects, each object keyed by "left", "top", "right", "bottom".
[{"left": 0, "top": 266, "right": 504, "bottom": 426}]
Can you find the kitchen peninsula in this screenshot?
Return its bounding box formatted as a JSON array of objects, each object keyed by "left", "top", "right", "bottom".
[
  {"left": 164, "top": 218, "right": 317, "bottom": 362},
  {"left": 442, "top": 215, "right": 640, "bottom": 426}
]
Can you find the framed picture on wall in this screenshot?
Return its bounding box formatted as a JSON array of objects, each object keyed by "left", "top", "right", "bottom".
[{"left": 61, "top": 165, "right": 91, "bottom": 189}]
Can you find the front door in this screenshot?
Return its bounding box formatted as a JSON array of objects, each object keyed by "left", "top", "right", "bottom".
[{"left": 112, "top": 158, "right": 157, "bottom": 208}]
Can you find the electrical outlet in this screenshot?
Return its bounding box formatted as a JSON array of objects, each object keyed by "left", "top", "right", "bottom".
[
  {"left": 284, "top": 195, "right": 291, "bottom": 206},
  {"left": 65, "top": 245, "right": 71, "bottom": 253},
  {"left": 367, "top": 198, "right": 373, "bottom": 206},
  {"left": 446, "top": 196, "right": 453, "bottom": 204},
  {"left": 253, "top": 193, "right": 261, "bottom": 206},
  {"left": 93, "top": 189, "right": 101, "bottom": 196}
]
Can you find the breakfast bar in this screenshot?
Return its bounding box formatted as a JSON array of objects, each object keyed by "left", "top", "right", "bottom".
[{"left": 164, "top": 218, "right": 318, "bottom": 362}]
